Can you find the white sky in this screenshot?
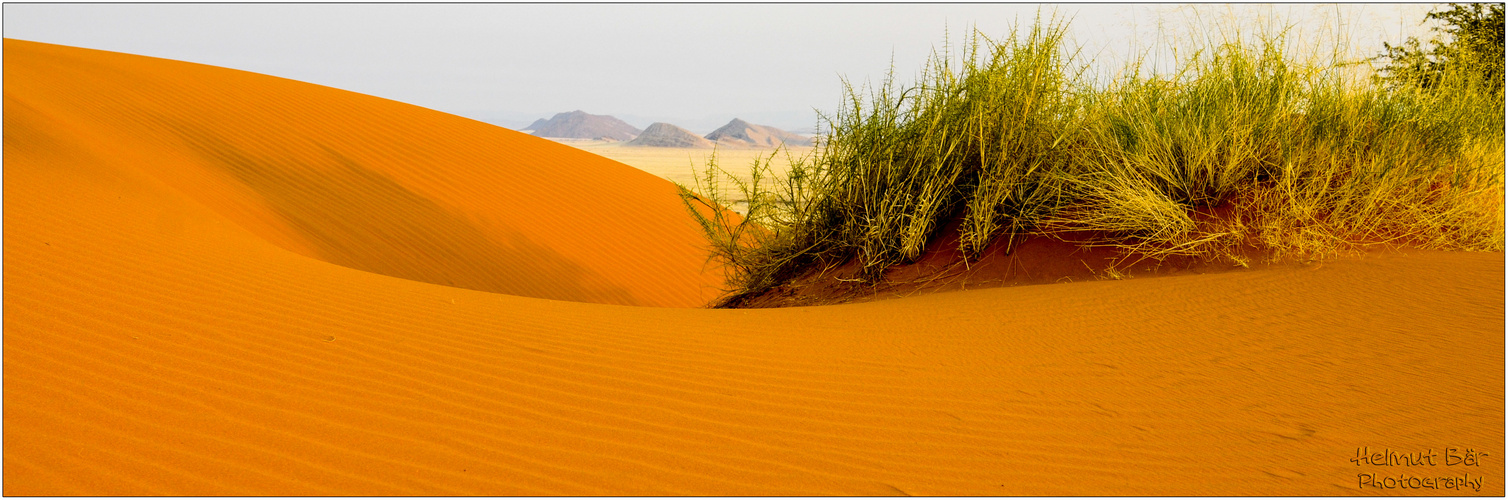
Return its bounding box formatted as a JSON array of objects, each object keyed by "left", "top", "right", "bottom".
[{"left": 3, "top": 3, "right": 1441, "bottom": 134}]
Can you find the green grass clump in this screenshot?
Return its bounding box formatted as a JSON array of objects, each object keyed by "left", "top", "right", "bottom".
[{"left": 679, "top": 14, "right": 1504, "bottom": 307}]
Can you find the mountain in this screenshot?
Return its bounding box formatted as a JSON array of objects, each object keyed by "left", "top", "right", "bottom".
[
  {"left": 522, "top": 118, "right": 548, "bottom": 131},
  {"left": 625, "top": 122, "right": 716, "bottom": 148},
  {"left": 528, "top": 110, "right": 641, "bottom": 141},
  {"left": 704, "top": 118, "right": 813, "bottom": 147}
]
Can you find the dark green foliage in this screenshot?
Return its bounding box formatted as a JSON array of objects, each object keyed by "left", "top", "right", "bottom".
[{"left": 1375, "top": 3, "right": 1504, "bottom": 95}]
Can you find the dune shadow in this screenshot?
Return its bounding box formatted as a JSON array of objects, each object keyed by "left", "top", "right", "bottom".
[{"left": 166, "top": 124, "right": 641, "bottom": 306}]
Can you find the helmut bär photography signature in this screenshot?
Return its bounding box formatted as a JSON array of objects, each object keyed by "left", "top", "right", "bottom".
[{"left": 1352, "top": 446, "right": 1491, "bottom": 492}]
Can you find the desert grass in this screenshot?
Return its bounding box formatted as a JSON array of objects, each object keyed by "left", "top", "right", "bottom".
[{"left": 679, "top": 15, "right": 1505, "bottom": 307}]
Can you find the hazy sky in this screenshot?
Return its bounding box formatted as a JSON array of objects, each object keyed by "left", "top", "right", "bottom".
[{"left": 4, "top": 3, "right": 1439, "bottom": 134}]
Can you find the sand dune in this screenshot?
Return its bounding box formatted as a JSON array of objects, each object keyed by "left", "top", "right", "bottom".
[
  {"left": 5, "top": 39, "right": 1503, "bottom": 495},
  {"left": 3, "top": 40, "right": 723, "bottom": 308}
]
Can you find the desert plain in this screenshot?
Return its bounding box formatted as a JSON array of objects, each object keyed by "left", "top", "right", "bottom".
[
  {"left": 3, "top": 38, "right": 1504, "bottom": 496},
  {"left": 539, "top": 138, "right": 807, "bottom": 214}
]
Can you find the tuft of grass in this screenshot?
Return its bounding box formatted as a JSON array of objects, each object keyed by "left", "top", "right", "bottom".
[{"left": 680, "top": 14, "right": 1504, "bottom": 307}]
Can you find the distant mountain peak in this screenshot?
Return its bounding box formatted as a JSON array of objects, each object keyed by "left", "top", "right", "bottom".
[
  {"left": 626, "top": 122, "right": 715, "bottom": 148},
  {"left": 529, "top": 110, "right": 641, "bottom": 141},
  {"left": 705, "top": 118, "right": 811, "bottom": 148}
]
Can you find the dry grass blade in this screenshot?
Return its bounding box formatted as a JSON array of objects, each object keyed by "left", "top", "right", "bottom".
[{"left": 679, "top": 12, "right": 1504, "bottom": 307}]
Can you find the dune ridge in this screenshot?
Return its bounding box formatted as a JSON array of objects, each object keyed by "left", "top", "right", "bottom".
[
  {"left": 3, "top": 39, "right": 723, "bottom": 307},
  {"left": 5, "top": 38, "right": 1503, "bottom": 495}
]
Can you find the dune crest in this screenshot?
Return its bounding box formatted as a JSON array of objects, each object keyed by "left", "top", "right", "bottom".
[{"left": 3, "top": 39, "right": 724, "bottom": 307}]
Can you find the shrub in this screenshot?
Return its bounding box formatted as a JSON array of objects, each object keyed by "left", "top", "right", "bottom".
[{"left": 680, "top": 13, "right": 1505, "bottom": 307}]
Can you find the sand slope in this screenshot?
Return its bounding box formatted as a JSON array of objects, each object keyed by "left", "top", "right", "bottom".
[
  {"left": 5, "top": 39, "right": 1503, "bottom": 495},
  {"left": 3, "top": 39, "right": 722, "bottom": 308}
]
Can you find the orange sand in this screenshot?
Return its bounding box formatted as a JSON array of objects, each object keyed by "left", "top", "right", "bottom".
[
  {"left": 3, "top": 39, "right": 725, "bottom": 308},
  {"left": 5, "top": 39, "right": 1504, "bottom": 495}
]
